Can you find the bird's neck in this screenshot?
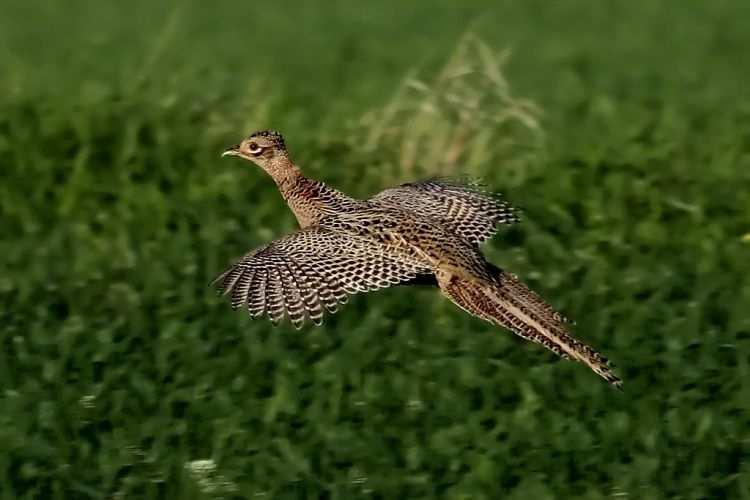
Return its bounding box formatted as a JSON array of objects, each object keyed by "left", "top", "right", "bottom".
[
  {"left": 263, "top": 156, "right": 303, "bottom": 189},
  {"left": 270, "top": 163, "right": 360, "bottom": 228}
]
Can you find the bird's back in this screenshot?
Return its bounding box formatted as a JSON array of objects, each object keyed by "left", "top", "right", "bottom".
[{"left": 318, "top": 206, "right": 494, "bottom": 283}]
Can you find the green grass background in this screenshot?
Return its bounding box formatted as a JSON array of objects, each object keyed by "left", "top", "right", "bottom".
[{"left": 1, "top": 1, "right": 749, "bottom": 498}]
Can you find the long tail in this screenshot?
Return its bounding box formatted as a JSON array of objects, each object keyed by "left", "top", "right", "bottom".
[{"left": 439, "top": 269, "right": 622, "bottom": 388}]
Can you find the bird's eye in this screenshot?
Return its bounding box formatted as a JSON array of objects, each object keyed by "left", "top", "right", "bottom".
[{"left": 248, "top": 142, "right": 262, "bottom": 155}]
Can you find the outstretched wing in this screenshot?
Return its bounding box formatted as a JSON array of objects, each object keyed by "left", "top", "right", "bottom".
[
  {"left": 213, "top": 227, "right": 431, "bottom": 328},
  {"left": 370, "top": 178, "right": 519, "bottom": 245}
]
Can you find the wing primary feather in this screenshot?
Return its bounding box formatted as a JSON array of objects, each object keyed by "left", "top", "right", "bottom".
[
  {"left": 231, "top": 268, "right": 254, "bottom": 310},
  {"left": 247, "top": 268, "right": 268, "bottom": 318}
]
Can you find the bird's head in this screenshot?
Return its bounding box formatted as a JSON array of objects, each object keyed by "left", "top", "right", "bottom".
[{"left": 222, "top": 130, "right": 291, "bottom": 172}]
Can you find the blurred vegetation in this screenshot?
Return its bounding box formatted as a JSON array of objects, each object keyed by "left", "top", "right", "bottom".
[{"left": 1, "top": 1, "right": 749, "bottom": 499}]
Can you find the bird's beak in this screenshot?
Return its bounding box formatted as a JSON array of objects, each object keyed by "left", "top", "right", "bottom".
[{"left": 221, "top": 145, "right": 241, "bottom": 158}]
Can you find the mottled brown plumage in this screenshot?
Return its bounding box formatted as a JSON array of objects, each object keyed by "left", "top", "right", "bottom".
[{"left": 216, "top": 130, "right": 621, "bottom": 387}]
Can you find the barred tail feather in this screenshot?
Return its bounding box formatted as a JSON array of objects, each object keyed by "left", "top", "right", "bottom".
[{"left": 439, "top": 271, "right": 621, "bottom": 388}]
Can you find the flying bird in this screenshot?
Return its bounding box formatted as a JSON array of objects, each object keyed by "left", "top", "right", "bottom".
[{"left": 215, "top": 130, "right": 621, "bottom": 387}]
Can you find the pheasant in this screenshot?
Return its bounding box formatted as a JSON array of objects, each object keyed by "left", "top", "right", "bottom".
[{"left": 215, "top": 130, "right": 621, "bottom": 387}]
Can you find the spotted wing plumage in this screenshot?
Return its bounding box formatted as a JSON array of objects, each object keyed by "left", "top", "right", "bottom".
[
  {"left": 213, "top": 227, "right": 431, "bottom": 328},
  {"left": 370, "top": 179, "right": 519, "bottom": 245}
]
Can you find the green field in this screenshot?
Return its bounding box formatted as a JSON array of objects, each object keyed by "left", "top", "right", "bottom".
[{"left": 1, "top": 1, "right": 749, "bottom": 498}]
